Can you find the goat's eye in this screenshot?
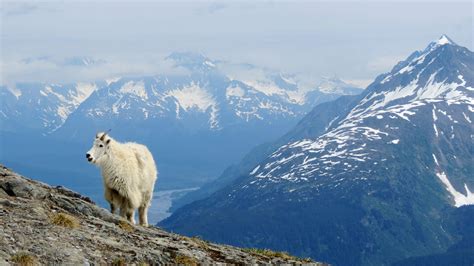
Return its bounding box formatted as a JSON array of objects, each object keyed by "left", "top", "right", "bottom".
[{"left": 99, "top": 144, "right": 104, "bottom": 148}]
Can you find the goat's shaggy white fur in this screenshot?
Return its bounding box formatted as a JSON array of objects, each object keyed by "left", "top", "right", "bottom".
[{"left": 87, "top": 132, "right": 158, "bottom": 226}]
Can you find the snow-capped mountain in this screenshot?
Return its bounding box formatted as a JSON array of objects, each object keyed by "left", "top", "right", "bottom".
[
  {"left": 161, "top": 35, "right": 474, "bottom": 265},
  {"left": 166, "top": 51, "right": 218, "bottom": 72},
  {"left": 2, "top": 52, "right": 361, "bottom": 136},
  {"left": 58, "top": 74, "right": 316, "bottom": 135},
  {"left": 0, "top": 82, "right": 98, "bottom": 133},
  {"left": 61, "top": 56, "right": 106, "bottom": 67},
  {"left": 170, "top": 93, "right": 362, "bottom": 211},
  {"left": 317, "top": 76, "right": 363, "bottom": 95},
  {"left": 245, "top": 35, "right": 473, "bottom": 198},
  {"left": 0, "top": 52, "right": 361, "bottom": 199}
]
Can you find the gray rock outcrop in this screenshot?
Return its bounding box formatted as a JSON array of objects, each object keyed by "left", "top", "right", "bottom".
[{"left": 0, "top": 165, "right": 325, "bottom": 265}]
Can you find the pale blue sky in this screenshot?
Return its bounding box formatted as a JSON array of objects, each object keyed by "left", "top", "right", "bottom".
[{"left": 1, "top": 0, "right": 473, "bottom": 87}]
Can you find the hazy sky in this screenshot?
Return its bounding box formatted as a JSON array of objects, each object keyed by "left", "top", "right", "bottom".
[{"left": 1, "top": 0, "right": 473, "bottom": 87}]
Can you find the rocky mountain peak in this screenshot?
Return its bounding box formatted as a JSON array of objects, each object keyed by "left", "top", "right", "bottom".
[
  {"left": 166, "top": 52, "right": 217, "bottom": 72},
  {"left": 426, "top": 34, "right": 456, "bottom": 50}
]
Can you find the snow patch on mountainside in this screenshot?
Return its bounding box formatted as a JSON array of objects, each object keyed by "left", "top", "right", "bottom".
[
  {"left": 56, "top": 106, "right": 70, "bottom": 120},
  {"left": 41, "top": 86, "right": 67, "bottom": 103},
  {"left": 249, "top": 124, "right": 390, "bottom": 184},
  {"left": 463, "top": 112, "right": 472, "bottom": 123},
  {"left": 317, "top": 77, "right": 356, "bottom": 94},
  {"left": 119, "top": 81, "right": 148, "bottom": 100},
  {"left": 38, "top": 83, "right": 99, "bottom": 132},
  {"left": 435, "top": 172, "right": 474, "bottom": 207},
  {"left": 209, "top": 105, "right": 220, "bottom": 129},
  {"left": 7, "top": 87, "right": 22, "bottom": 99},
  {"left": 286, "top": 90, "right": 307, "bottom": 105},
  {"left": 361, "top": 72, "right": 472, "bottom": 115},
  {"left": 244, "top": 80, "right": 284, "bottom": 96},
  {"left": 73, "top": 83, "right": 97, "bottom": 105},
  {"left": 243, "top": 80, "right": 306, "bottom": 104},
  {"left": 168, "top": 83, "right": 216, "bottom": 112},
  {"left": 226, "top": 85, "right": 246, "bottom": 99},
  {"left": 167, "top": 83, "right": 220, "bottom": 128},
  {"left": 106, "top": 77, "right": 121, "bottom": 86},
  {"left": 433, "top": 155, "right": 474, "bottom": 207},
  {"left": 204, "top": 60, "right": 216, "bottom": 68},
  {"left": 341, "top": 73, "right": 473, "bottom": 127},
  {"left": 280, "top": 75, "right": 297, "bottom": 85}
]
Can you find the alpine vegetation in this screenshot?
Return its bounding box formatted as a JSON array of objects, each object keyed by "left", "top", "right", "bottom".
[{"left": 86, "top": 132, "right": 158, "bottom": 226}]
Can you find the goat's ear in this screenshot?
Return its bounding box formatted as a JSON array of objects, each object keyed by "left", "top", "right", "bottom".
[{"left": 106, "top": 139, "right": 111, "bottom": 145}]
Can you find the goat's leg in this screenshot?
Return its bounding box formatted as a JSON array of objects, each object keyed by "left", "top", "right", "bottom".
[
  {"left": 138, "top": 205, "right": 148, "bottom": 226},
  {"left": 104, "top": 188, "right": 119, "bottom": 214},
  {"left": 110, "top": 203, "right": 117, "bottom": 214},
  {"left": 139, "top": 192, "right": 152, "bottom": 226},
  {"left": 126, "top": 208, "right": 136, "bottom": 224},
  {"left": 121, "top": 199, "right": 135, "bottom": 224}
]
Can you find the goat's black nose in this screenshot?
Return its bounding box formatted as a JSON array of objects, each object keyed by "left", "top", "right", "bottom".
[{"left": 86, "top": 153, "right": 91, "bottom": 158}]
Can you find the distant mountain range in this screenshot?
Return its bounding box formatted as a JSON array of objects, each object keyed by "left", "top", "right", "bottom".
[
  {"left": 0, "top": 52, "right": 361, "bottom": 204},
  {"left": 20, "top": 55, "right": 106, "bottom": 67},
  {"left": 161, "top": 35, "right": 474, "bottom": 265}
]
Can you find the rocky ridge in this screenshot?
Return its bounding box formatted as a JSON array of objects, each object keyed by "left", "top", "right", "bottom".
[{"left": 0, "top": 165, "right": 325, "bottom": 265}]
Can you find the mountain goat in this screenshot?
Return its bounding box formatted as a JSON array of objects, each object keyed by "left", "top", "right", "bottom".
[{"left": 86, "top": 132, "right": 158, "bottom": 226}]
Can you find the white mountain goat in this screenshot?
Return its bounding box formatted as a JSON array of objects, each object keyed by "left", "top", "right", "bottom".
[{"left": 86, "top": 132, "right": 158, "bottom": 226}]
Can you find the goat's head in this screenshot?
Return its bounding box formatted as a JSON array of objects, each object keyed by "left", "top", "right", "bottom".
[{"left": 86, "top": 132, "right": 111, "bottom": 164}]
